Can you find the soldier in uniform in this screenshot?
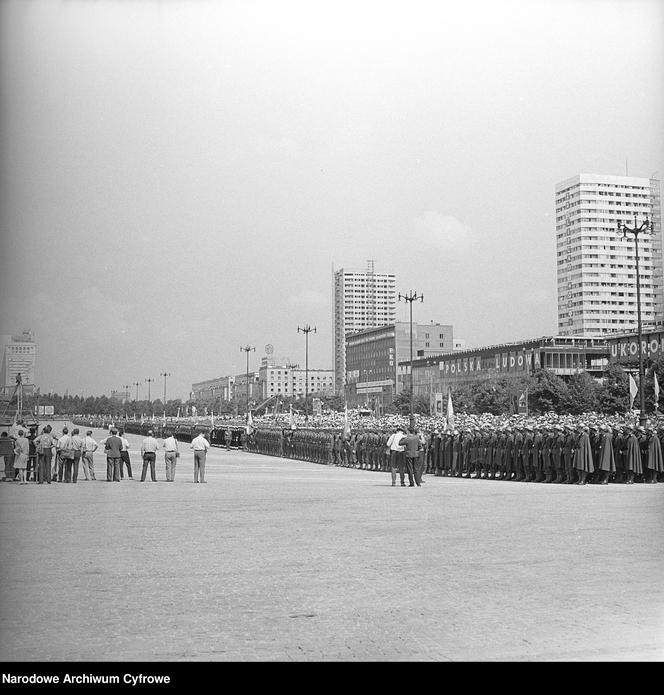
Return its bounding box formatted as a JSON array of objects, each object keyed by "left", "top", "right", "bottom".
[
  {"left": 562, "top": 424, "right": 576, "bottom": 484},
  {"left": 596, "top": 424, "right": 616, "bottom": 485}
]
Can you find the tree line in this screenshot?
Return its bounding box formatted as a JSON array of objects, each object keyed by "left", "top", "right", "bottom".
[{"left": 10, "top": 358, "right": 659, "bottom": 419}]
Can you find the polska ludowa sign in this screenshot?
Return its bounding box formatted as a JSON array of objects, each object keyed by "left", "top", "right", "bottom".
[
  {"left": 439, "top": 349, "right": 541, "bottom": 376},
  {"left": 608, "top": 331, "right": 664, "bottom": 361}
]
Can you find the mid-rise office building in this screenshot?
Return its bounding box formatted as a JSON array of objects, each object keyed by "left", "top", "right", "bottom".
[
  {"left": 259, "top": 364, "right": 335, "bottom": 400},
  {"left": 334, "top": 261, "right": 396, "bottom": 394},
  {"left": 191, "top": 376, "right": 235, "bottom": 403},
  {"left": 345, "top": 321, "right": 454, "bottom": 410},
  {"left": 556, "top": 173, "right": 663, "bottom": 336},
  {"left": 1, "top": 330, "right": 36, "bottom": 394}
]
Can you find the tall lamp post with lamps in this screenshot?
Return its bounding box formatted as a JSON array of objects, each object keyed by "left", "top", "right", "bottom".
[
  {"left": 133, "top": 381, "right": 140, "bottom": 402},
  {"left": 398, "top": 290, "right": 423, "bottom": 429},
  {"left": 297, "top": 324, "right": 316, "bottom": 423},
  {"left": 240, "top": 345, "right": 255, "bottom": 419},
  {"left": 160, "top": 372, "right": 171, "bottom": 413},
  {"left": 618, "top": 214, "right": 653, "bottom": 427},
  {"left": 145, "top": 377, "right": 154, "bottom": 403}
]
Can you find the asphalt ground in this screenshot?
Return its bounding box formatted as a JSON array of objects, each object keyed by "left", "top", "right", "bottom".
[{"left": 0, "top": 424, "right": 662, "bottom": 662}]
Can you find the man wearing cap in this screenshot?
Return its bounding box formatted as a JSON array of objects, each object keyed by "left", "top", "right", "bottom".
[
  {"left": 573, "top": 425, "right": 594, "bottom": 485},
  {"left": 595, "top": 424, "right": 616, "bottom": 485},
  {"left": 520, "top": 426, "right": 534, "bottom": 482},
  {"left": 140, "top": 430, "right": 160, "bottom": 482},
  {"left": 644, "top": 426, "right": 663, "bottom": 483},
  {"left": 623, "top": 426, "right": 641, "bottom": 484}
]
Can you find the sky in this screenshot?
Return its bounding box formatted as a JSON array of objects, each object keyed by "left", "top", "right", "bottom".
[{"left": 1, "top": 0, "right": 662, "bottom": 401}]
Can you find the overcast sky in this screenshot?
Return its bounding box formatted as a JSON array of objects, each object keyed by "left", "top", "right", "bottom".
[{"left": 1, "top": 0, "right": 662, "bottom": 401}]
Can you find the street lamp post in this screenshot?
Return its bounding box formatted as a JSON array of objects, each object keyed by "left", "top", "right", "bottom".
[
  {"left": 618, "top": 214, "right": 654, "bottom": 426},
  {"left": 160, "top": 372, "right": 171, "bottom": 409},
  {"left": 298, "top": 325, "right": 317, "bottom": 423},
  {"left": 133, "top": 381, "right": 140, "bottom": 401},
  {"left": 240, "top": 345, "right": 255, "bottom": 419},
  {"left": 145, "top": 377, "right": 154, "bottom": 402},
  {"left": 398, "top": 290, "right": 424, "bottom": 429},
  {"left": 123, "top": 385, "right": 131, "bottom": 403}
]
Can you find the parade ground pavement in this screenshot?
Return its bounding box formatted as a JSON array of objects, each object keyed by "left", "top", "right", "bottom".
[{"left": 1, "top": 425, "right": 663, "bottom": 662}]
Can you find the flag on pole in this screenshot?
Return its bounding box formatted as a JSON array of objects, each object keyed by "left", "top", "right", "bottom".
[
  {"left": 446, "top": 389, "right": 455, "bottom": 430},
  {"left": 289, "top": 404, "right": 295, "bottom": 430},
  {"left": 246, "top": 409, "right": 254, "bottom": 435},
  {"left": 140, "top": 413, "right": 144, "bottom": 424},
  {"left": 629, "top": 373, "right": 638, "bottom": 409},
  {"left": 343, "top": 405, "right": 351, "bottom": 438},
  {"left": 654, "top": 371, "right": 660, "bottom": 405},
  {"left": 163, "top": 410, "right": 167, "bottom": 425},
  {"left": 210, "top": 407, "right": 214, "bottom": 429}
]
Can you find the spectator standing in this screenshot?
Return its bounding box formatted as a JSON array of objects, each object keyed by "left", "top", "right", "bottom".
[
  {"left": 56, "top": 427, "right": 73, "bottom": 483},
  {"left": 191, "top": 430, "right": 210, "bottom": 483},
  {"left": 13, "top": 429, "right": 30, "bottom": 484},
  {"left": 386, "top": 427, "right": 406, "bottom": 487},
  {"left": 82, "top": 431, "right": 98, "bottom": 480},
  {"left": 117, "top": 429, "right": 133, "bottom": 479},
  {"left": 140, "top": 430, "right": 160, "bottom": 482},
  {"left": 34, "top": 425, "right": 55, "bottom": 484},
  {"left": 163, "top": 431, "right": 179, "bottom": 482},
  {"left": 70, "top": 428, "right": 84, "bottom": 483},
  {"left": 104, "top": 428, "right": 123, "bottom": 482}
]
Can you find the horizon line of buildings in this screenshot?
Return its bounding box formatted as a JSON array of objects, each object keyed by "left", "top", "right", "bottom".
[{"left": 5, "top": 171, "right": 661, "bottom": 407}]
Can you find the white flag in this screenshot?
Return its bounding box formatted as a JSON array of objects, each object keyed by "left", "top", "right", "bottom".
[
  {"left": 446, "top": 390, "right": 455, "bottom": 429},
  {"left": 246, "top": 409, "right": 254, "bottom": 434},
  {"left": 343, "top": 405, "right": 351, "bottom": 438},
  {"left": 629, "top": 374, "right": 638, "bottom": 409},
  {"left": 655, "top": 371, "right": 660, "bottom": 405}
]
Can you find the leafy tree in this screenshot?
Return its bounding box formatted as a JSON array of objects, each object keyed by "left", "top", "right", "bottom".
[
  {"left": 596, "top": 362, "right": 630, "bottom": 415},
  {"left": 562, "top": 371, "right": 600, "bottom": 414},
  {"left": 528, "top": 368, "right": 570, "bottom": 414}
]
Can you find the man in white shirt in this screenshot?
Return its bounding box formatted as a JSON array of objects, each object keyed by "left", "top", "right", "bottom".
[
  {"left": 190, "top": 430, "right": 210, "bottom": 483},
  {"left": 140, "top": 430, "right": 160, "bottom": 482},
  {"left": 82, "top": 431, "right": 98, "bottom": 481},
  {"left": 70, "top": 428, "right": 85, "bottom": 483},
  {"left": 163, "top": 431, "right": 179, "bottom": 482},
  {"left": 386, "top": 426, "right": 406, "bottom": 487},
  {"left": 56, "top": 427, "right": 73, "bottom": 483},
  {"left": 117, "top": 429, "right": 133, "bottom": 479}
]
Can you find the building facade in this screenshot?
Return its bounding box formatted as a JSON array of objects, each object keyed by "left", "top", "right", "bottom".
[
  {"left": 345, "top": 321, "right": 454, "bottom": 410},
  {"left": 191, "top": 376, "right": 235, "bottom": 403},
  {"left": 556, "top": 173, "right": 663, "bottom": 336},
  {"left": 408, "top": 336, "right": 609, "bottom": 409},
  {"left": 605, "top": 328, "right": 664, "bottom": 366},
  {"left": 1, "top": 330, "right": 36, "bottom": 395},
  {"left": 334, "top": 261, "right": 396, "bottom": 394},
  {"left": 259, "top": 364, "right": 335, "bottom": 401}
]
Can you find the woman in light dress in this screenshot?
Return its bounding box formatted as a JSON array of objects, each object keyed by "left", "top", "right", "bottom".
[{"left": 13, "top": 429, "right": 30, "bottom": 485}]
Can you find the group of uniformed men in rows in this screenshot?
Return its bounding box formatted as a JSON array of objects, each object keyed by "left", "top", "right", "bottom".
[{"left": 246, "top": 420, "right": 664, "bottom": 484}]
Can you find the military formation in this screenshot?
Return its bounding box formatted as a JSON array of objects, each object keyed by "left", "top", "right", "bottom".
[
  {"left": 69, "top": 411, "right": 664, "bottom": 485},
  {"left": 245, "top": 416, "right": 664, "bottom": 485}
]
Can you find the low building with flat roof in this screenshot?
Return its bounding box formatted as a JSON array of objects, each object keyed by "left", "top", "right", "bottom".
[{"left": 406, "top": 336, "right": 609, "bottom": 409}]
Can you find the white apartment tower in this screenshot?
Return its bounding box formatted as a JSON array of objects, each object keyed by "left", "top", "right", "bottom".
[
  {"left": 556, "top": 173, "right": 662, "bottom": 336},
  {"left": 334, "top": 261, "right": 396, "bottom": 394}
]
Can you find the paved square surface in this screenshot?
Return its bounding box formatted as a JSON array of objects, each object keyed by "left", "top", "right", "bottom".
[{"left": 1, "top": 426, "right": 663, "bottom": 661}]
